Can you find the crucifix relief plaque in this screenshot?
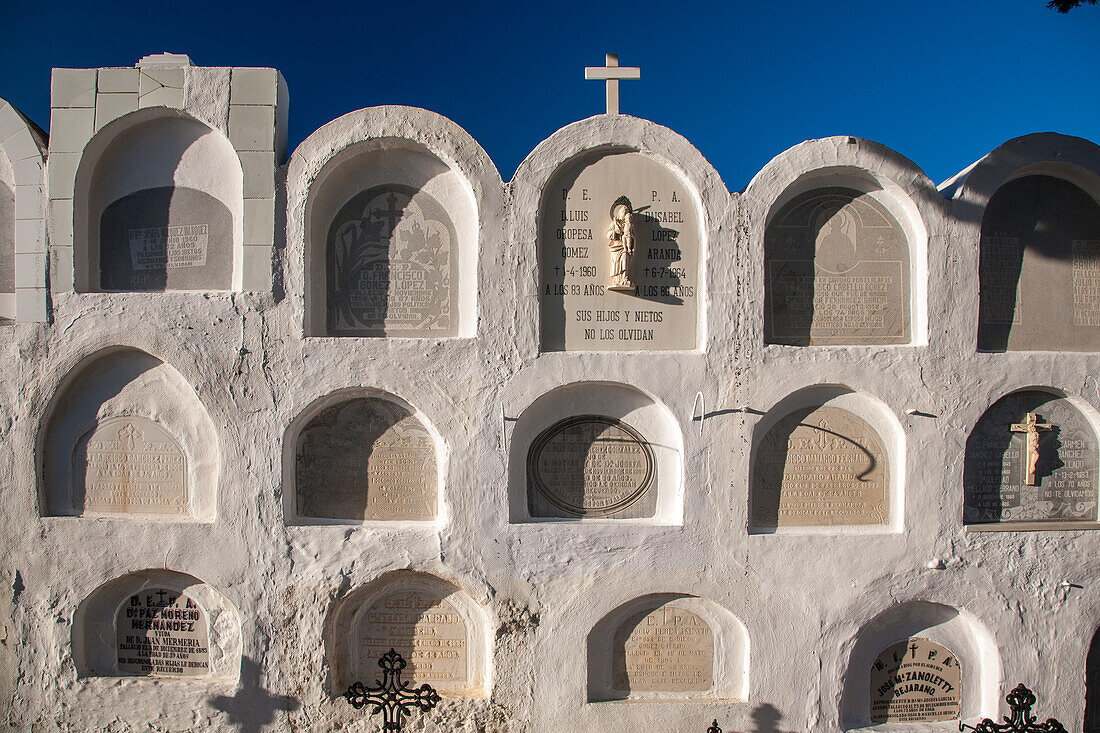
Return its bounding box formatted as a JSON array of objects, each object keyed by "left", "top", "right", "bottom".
[
  {"left": 540, "top": 152, "right": 700, "bottom": 351},
  {"left": 964, "top": 391, "right": 1097, "bottom": 523}
]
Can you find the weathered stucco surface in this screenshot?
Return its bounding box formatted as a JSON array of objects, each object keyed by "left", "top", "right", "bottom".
[{"left": 2, "top": 59, "right": 1100, "bottom": 732}]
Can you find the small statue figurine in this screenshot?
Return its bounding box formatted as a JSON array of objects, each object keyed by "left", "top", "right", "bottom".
[{"left": 606, "top": 196, "right": 636, "bottom": 293}]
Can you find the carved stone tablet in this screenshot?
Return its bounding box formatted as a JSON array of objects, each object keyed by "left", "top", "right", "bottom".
[
  {"left": 540, "top": 151, "right": 700, "bottom": 351},
  {"left": 527, "top": 415, "right": 656, "bottom": 518},
  {"left": 296, "top": 398, "right": 436, "bottom": 521},
  {"left": 752, "top": 406, "right": 888, "bottom": 527},
  {"left": 612, "top": 604, "right": 713, "bottom": 693},
  {"left": 99, "top": 186, "right": 233, "bottom": 291},
  {"left": 964, "top": 391, "right": 1098, "bottom": 523},
  {"left": 74, "top": 417, "right": 188, "bottom": 516},
  {"left": 327, "top": 184, "right": 458, "bottom": 337},
  {"left": 116, "top": 588, "right": 209, "bottom": 678},
  {"left": 357, "top": 589, "right": 468, "bottom": 692},
  {"left": 870, "top": 638, "right": 961, "bottom": 723},
  {"left": 765, "top": 187, "right": 910, "bottom": 346},
  {"left": 978, "top": 175, "right": 1100, "bottom": 351}
]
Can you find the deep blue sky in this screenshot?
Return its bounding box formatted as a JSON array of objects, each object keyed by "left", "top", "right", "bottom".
[{"left": 2, "top": 0, "right": 1097, "bottom": 190}]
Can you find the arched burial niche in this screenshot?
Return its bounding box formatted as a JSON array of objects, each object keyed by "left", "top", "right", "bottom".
[
  {"left": 840, "top": 601, "right": 997, "bottom": 729},
  {"left": 538, "top": 149, "right": 702, "bottom": 351},
  {"left": 509, "top": 382, "right": 683, "bottom": 523},
  {"left": 764, "top": 173, "right": 923, "bottom": 346},
  {"left": 73, "top": 569, "right": 240, "bottom": 679},
  {"left": 749, "top": 386, "right": 903, "bottom": 533},
  {"left": 305, "top": 138, "right": 476, "bottom": 337},
  {"left": 40, "top": 347, "right": 218, "bottom": 520},
  {"left": 977, "top": 172, "right": 1100, "bottom": 351},
  {"left": 964, "top": 389, "right": 1098, "bottom": 526},
  {"left": 587, "top": 594, "right": 747, "bottom": 702},
  {"left": 73, "top": 109, "right": 243, "bottom": 292},
  {"left": 287, "top": 391, "right": 442, "bottom": 522},
  {"left": 329, "top": 571, "right": 489, "bottom": 697}
]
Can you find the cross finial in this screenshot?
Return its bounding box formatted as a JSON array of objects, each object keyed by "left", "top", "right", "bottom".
[{"left": 584, "top": 53, "right": 640, "bottom": 115}]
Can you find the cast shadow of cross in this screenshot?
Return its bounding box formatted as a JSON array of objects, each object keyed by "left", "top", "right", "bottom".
[{"left": 208, "top": 656, "right": 300, "bottom": 733}]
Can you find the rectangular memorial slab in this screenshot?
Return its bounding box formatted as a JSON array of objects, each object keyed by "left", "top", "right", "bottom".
[
  {"left": 612, "top": 604, "right": 713, "bottom": 694},
  {"left": 539, "top": 151, "right": 700, "bottom": 351}
]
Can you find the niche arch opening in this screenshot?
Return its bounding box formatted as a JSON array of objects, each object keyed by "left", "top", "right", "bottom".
[
  {"left": 304, "top": 137, "right": 477, "bottom": 337},
  {"left": 73, "top": 108, "right": 244, "bottom": 293},
  {"left": 508, "top": 381, "right": 683, "bottom": 524},
  {"left": 39, "top": 346, "right": 219, "bottom": 520},
  {"left": 283, "top": 388, "right": 445, "bottom": 525}
]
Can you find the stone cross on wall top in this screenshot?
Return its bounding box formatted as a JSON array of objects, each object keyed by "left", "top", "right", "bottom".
[{"left": 585, "top": 54, "right": 640, "bottom": 115}]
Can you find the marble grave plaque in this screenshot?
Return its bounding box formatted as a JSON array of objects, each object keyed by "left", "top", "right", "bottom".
[
  {"left": 752, "top": 406, "right": 888, "bottom": 527},
  {"left": 296, "top": 398, "right": 436, "bottom": 521},
  {"left": 327, "top": 184, "right": 458, "bottom": 337},
  {"left": 870, "top": 638, "right": 961, "bottom": 724},
  {"left": 357, "top": 589, "right": 469, "bottom": 692},
  {"left": 527, "top": 415, "right": 656, "bottom": 518},
  {"left": 978, "top": 175, "right": 1100, "bottom": 351},
  {"left": 116, "top": 588, "right": 209, "bottom": 678},
  {"left": 964, "top": 391, "right": 1097, "bottom": 523},
  {"left": 99, "top": 186, "right": 233, "bottom": 291},
  {"left": 766, "top": 188, "right": 910, "bottom": 345},
  {"left": 611, "top": 604, "right": 713, "bottom": 694},
  {"left": 74, "top": 416, "right": 188, "bottom": 516},
  {"left": 540, "top": 151, "right": 700, "bottom": 351}
]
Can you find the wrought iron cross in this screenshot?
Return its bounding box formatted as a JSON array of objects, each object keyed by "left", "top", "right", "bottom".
[
  {"left": 959, "top": 683, "right": 1066, "bottom": 732},
  {"left": 344, "top": 648, "right": 441, "bottom": 731},
  {"left": 707, "top": 721, "right": 723, "bottom": 733},
  {"left": 584, "top": 54, "right": 640, "bottom": 115}
]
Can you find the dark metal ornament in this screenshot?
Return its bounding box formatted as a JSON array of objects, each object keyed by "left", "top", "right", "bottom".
[
  {"left": 960, "top": 684, "right": 1067, "bottom": 733},
  {"left": 706, "top": 721, "right": 723, "bottom": 733},
  {"left": 343, "top": 648, "right": 441, "bottom": 731}
]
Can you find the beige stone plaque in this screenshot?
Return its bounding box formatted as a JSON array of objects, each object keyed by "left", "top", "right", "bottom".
[
  {"left": 978, "top": 175, "right": 1100, "bottom": 351},
  {"left": 327, "top": 184, "right": 458, "bottom": 337},
  {"left": 870, "top": 638, "right": 961, "bottom": 723},
  {"left": 766, "top": 187, "right": 910, "bottom": 345},
  {"left": 540, "top": 151, "right": 700, "bottom": 351},
  {"left": 296, "top": 398, "right": 436, "bottom": 521},
  {"left": 612, "top": 605, "right": 713, "bottom": 693},
  {"left": 752, "top": 406, "right": 888, "bottom": 527},
  {"left": 527, "top": 415, "right": 656, "bottom": 518},
  {"left": 357, "top": 589, "right": 468, "bottom": 691},
  {"left": 116, "top": 588, "right": 209, "bottom": 678},
  {"left": 75, "top": 417, "right": 188, "bottom": 515}
]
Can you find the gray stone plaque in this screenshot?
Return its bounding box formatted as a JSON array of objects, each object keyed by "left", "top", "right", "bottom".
[
  {"left": 611, "top": 604, "right": 713, "bottom": 694},
  {"left": 869, "top": 638, "right": 961, "bottom": 723},
  {"left": 964, "top": 391, "right": 1098, "bottom": 523},
  {"left": 99, "top": 186, "right": 233, "bottom": 291},
  {"left": 327, "top": 185, "right": 458, "bottom": 337},
  {"left": 978, "top": 175, "right": 1100, "bottom": 351},
  {"left": 116, "top": 588, "right": 209, "bottom": 678},
  {"left": 539, "top": 152, "right": 700, "bottom": 351},
  {"left": 74, "top": 417, "right": 188, "bottom": 516},
  {"left": 0, "top": 180, "right": 13, "bottom": 298},
  {"left": 752, "top": 406, "right": 888, "bottom": 527},
  {"left": 356, "top": 589, "right": 469, "bottom": 692},
  {"left": 527, "top": 415, "right": 656, "bottom": 518},
  {"left": 766, "top": 188, "right": 910, "bottom": 345},
  {"left": 296, "top": 398, "right": 436, "bottom": 521}
]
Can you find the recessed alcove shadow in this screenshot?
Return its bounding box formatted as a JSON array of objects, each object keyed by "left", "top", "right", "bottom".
[
  {"left": 39, "top": 347, "right": 219, "bottom": 520},
  {"left": 586, "top": 593, "right": 748, "bottom": 703},
  {"left": 507, "top": 381, "right": 683, "bottom": 524},
  {"left": 327, "top": 570, "right": 489, "bottom": 697},
  {"left": 1085, "top": 626, "right": 1100, "bottom": 731},
  {"left": 839, "top": 601, "right": 998, "bottom": 730},
  {"left": 964, "top": 388, "right": 1098, "bottom": 526},
  {"left": 73, "top": 109, "right": 244, "bottom": 293},
  {"left": 748, "top": 385, "right": 903, "bottom": 534},
  {"left": 763, "top": 169, "right": 925, "bottom": 347},
  {"left": 72, "top": 569, "right": 240, "bottom": 680},
  {"left": 282, "top": 389, "right": 444, "bottom": 525},
  {"left": 976, "top": 172, "right": 1100, "bottom": 352},
  {"left": 304, "top": 138, "right": 477, "bottom": 337}
]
